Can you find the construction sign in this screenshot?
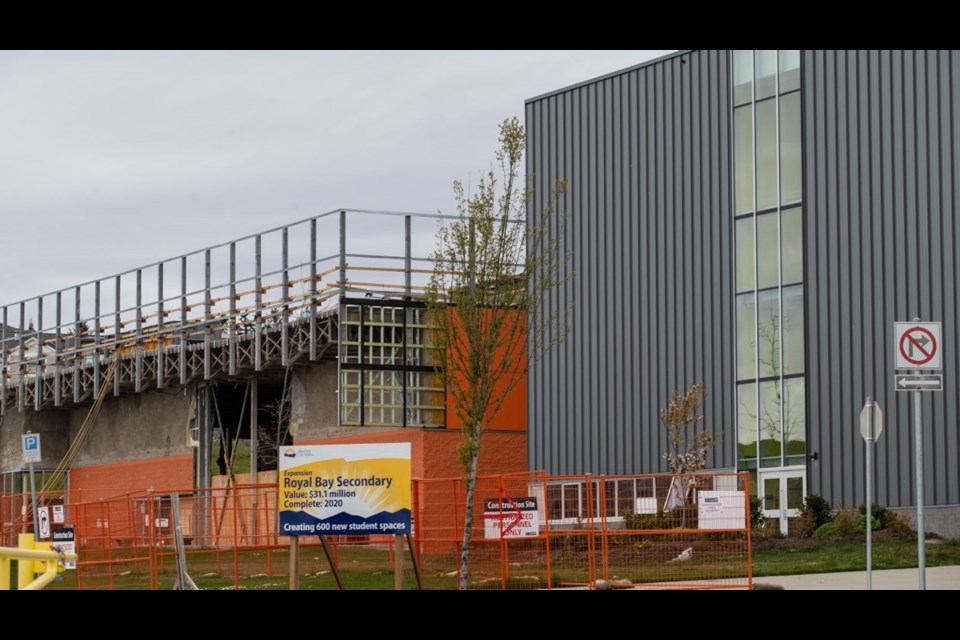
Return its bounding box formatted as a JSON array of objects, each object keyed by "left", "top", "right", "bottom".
[
  {"left": 278, "top": 443, "right": 411, "bottom": 536},
  {"left": 483, "top": 495, "right": 539, "bottom": 539}
]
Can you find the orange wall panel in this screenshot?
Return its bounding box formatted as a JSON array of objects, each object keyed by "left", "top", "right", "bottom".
[
  {"left": 69, "top": 454, "right": 193, "bottom": 502},
  {"left": 443, "top": 308, "right": 527, "bottom": 432}
]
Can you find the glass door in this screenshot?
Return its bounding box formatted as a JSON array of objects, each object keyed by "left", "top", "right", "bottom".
[{"left": 760, "top": 469, "right": 805, "bottom": 535}]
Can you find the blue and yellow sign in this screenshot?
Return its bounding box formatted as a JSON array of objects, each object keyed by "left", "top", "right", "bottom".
[{"left": 278, "top": 443, "right": 411, "bottom": 536}]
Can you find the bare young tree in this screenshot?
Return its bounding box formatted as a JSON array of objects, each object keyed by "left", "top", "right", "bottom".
[
  {"left": 426, "top": 117, "right": 570, "bottom": 590},
  {"left": 661, "top": 382, "right": 720, "bottom": 522}
]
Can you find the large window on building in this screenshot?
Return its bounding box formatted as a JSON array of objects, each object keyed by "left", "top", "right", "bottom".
[{"left": 733, "top": 50, "right": 806, "bottom": 472}]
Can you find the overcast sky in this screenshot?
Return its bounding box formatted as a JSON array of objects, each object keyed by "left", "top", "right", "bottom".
[{"left": 0, "top": 50, "right": 674, "bottom": 310}]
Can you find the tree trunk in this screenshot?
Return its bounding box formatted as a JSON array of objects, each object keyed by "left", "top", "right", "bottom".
[{"left": 458, "top": 440, "right": 480, "bottom": 591}]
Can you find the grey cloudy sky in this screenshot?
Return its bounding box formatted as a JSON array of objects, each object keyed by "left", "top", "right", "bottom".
[{"left": 0, "top": 50, "right": 674, "bottom": 309}]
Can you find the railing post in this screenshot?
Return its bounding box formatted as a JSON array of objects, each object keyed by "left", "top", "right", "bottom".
[
  {"left": 135, "top": 269, "right": 143, "bottom": 393},
  {"left": 542, "top": 472, "right": 552, "bottom": 590},
  {"left": 179, "top": 257, "right": 187, "bottom": 386},
  {"left": 73, "top": 286, "right": 81, "bottom": 404},
  {"left": 281, "top": 227, "right": 289, "bottom": 367},
  {"left": 34, "top": 297, "right": 43, "bottom": 411},
  {"left": 157, "top": 263, "right": 165, "bottom": 389},
  {"left": 404, "top": 215, "right": 412, "bottom": 299},
  {"left": 148, "top": 490, "right": 157, "bottom": 590},
  {"left": 17, "top": 301, "right": 24, "bottom": 412},
  {"left": 309, "top": 219, "right": 317, "bottom": 361},
  {"left": 54, "top": 291, "right": 62, "bottom": 406},
  {"left": 254, "top": 235, "right": 263, "bottom": 372},
  {"left": 204, "top": 249, "right": 211, "bottom": 380},
  {"left": 93, "top": 281, "right": 101, "bottom": 398},
  {"left": 1, "top": 305, "right": 7, "bottom": 416},
  {"left": 229, "top": 243, "right": 237, "bottom": 376},
  {"left": 113, "top": 275, "right": 121, "bottom": 397}
]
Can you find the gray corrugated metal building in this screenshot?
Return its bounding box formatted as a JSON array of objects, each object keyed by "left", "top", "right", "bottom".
[{"left": 526, "top": 50, "right": 960, "bottom": 535}]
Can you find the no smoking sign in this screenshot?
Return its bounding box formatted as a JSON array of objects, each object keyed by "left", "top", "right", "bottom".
[{"left": 895, "top": 322, "right": 942, "bottom": 370}]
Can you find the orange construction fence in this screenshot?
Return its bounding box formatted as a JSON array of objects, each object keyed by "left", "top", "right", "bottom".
[{"left": 0, "top": 471, "right": 751, "bottom": 590}]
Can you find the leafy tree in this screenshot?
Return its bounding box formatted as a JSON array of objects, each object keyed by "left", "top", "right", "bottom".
[{"left": 426, "top": 117, "right": 570, "bottom": 590}]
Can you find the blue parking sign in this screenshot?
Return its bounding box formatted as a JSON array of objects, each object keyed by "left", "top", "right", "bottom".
[{"left": 22, "top": 433, "right": 42, "bottom": 464}]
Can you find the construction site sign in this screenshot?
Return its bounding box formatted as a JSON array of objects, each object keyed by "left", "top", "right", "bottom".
[
  {"left": 483, "top": 495, "right": 539, "bottom": 539},
  {"left": 52, "top": 526, "right": 76, "bottom": 570},
  {"left": 697, "top": 491, "right": 747, "bottom": 530},
  {"left": 278, "top": 443, "right": 411, "bottom": 536}
]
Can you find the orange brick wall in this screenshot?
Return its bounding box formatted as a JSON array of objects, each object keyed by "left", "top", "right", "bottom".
[{"left": 69, "top": 454, "right": 194, "bottom": 503}]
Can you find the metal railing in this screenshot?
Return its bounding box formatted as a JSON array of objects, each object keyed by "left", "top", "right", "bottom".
[
  {"left": 0, "top": 209, "right": 460, "bottom": 413},
  {"left": 0, "top": 534, "right": 78, "bottom": 590}
]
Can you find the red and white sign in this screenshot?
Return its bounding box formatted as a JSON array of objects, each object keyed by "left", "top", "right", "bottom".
[
  {"left": 895, "top": 322, "right": 942, "bottom": 370},
  {"left": 483, "top": 494, "right": 539, "bottom": 539}
]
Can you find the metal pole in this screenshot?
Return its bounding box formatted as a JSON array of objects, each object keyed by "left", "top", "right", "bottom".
[
  {"left": 339, "top": 210, "right": 347, "bottom": 298},
  {"left": 404, "top": 215, "right": 412, "bottom": 299},
  {"left": 255, "top": 235, "right": 263, "bottom": 372},
  {"left": 28, "top": 448, "right": 39, "bottom": 543},
  {"left": 866, "top": 396, "right": 873, "bottom": 591},
  {"left": 135, "top": 269, "right": 143, "bottom": 393},
  {"left": 281, "top": 227, "right": 289, "bottom": 367},
  {"left": 35, "top": 297, "right": 42, "bottom": 411},
  {"left": 157, "top": 263, "right": 165, "bottom": 389},
  {"left": 94, "top": 281, "right": 101, "bottom": 397},
  {"left": 114, "top": 277, "right": 121, "bottom": 397},
  {"left": 309, "top": 219, "right": 317, "bottom": 361},
  {"left": 54, "top": 291, "right": 61, "bottom": 406},
  {"left": 250, "top": 379, "right": 258, "bottom": 479},
  {"left": 249, "top": 378, "right": 258, "bottom": 542},
  {"left": 74, "top": 286, "right": 81, "bottom": 404},
  {"left": 204, "top": 249, "right": 212, "bottom": 380},
  {"left": 912, "top": 317, "right": 926, "bottom": 590},
  {"left": 2, "top": 306, "right": 7, "bottom": 416},
  {"left": 229, "top": 243, "right": 237, "bottom": 376}
]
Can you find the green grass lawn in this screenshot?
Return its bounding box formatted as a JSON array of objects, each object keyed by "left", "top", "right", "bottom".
[
  {"left": 752, "top": 537, "right": 960, "bottom": 577},
  {"left": 40, "top": 536, "right": 960, "bottom": 590}
]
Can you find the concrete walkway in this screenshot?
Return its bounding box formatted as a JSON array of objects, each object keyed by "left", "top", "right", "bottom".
[{"left": 756, "top": 566, "right": 960, "bottom": 590}]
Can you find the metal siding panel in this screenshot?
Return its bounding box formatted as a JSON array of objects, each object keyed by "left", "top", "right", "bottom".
[
  {"left": 717, "top": 51, "right": 735, "bottom": 467},
  {"left": 801, "top": 50, "right": 960, "bottom": 510},
  {"left": 561, "top": 90, "right": 573, "bottom": 476},
  {"left": 642, "top": 68, "right": 654, "bottom": 472},
  {"left": 574, "top": 86, "right": 586, "bottom": 474},
  {"left": 526, "top": 50, "right": 735, "bottom": 477},
  {"left": 858, "top": 50, "right": 879, "bottom": 504},
  {"left": 606, "top": 76, "right": 630, "bottom": 473},
  {"left": 601, "top": 77, "right": 613, "bottom": 473},
  {"left": 945, "top": 51, "right": 960, "bottom": 505},
  {"left": 628, "top": 71, "right": 640, "bottom": 473},
  {"left": 655, "top": 62, "right": 667, "bottom": 470},
  {"left": 587, "top": 81, "right": 598, "bottom": 474}
]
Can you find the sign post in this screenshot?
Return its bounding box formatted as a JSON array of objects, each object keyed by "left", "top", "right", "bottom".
[
  {"left": 895, "top": 319, "right": 943, "bottom": 591},
  {"left": 21, "top": 431, "right": 42, "bottom": 542},
  {"left": 278, "top": 443, "right": 412, "bottom": 590},
  {"left": 860, "top": 397, "right": 883, "bottom": 590}
]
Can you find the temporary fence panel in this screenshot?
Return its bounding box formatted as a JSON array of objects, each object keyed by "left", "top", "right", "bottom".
[{"left": 4, "top": 472, "right": 750, "bottom": 589}]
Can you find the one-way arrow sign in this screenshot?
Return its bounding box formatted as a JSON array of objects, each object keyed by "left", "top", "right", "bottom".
[{"left": 895, "top": 374, "right": 943, "bottom": 392}]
